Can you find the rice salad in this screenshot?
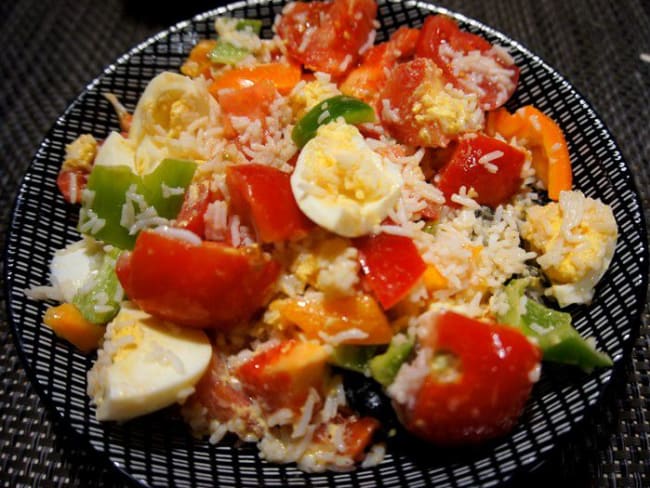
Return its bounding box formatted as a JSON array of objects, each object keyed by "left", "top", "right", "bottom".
[{"left": 29, "top": 0, "right": 618, "bottom": 473}]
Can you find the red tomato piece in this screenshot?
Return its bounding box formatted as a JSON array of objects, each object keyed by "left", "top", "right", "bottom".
[
  {"left": 355, "top": 233, "right": 426, "bottom": 309},
  {"left": 187, "top": 352, "right": 260, "bottom": 429},
  {"left": 116, "top": 230, "right": 280, "bottom": 328},
  {"left": 395, "top": 311, "right": 541, "bottom": 445},
  {"left": 216, "top": 80, "right": 278, "bottom": 140},
  {"left": 436, "top": 134, "right": 525, "bottom": 208},
  {"left": 340, "top": 26, "right": 420, "bottom": 108},
  {"left": 56, "top": 169, "right": 87, "bottom": 204},
  {"left": 174, "top": 180, "right": 219, "bottom": 239},
  {"left": 380, "top": 58, "right": 478, "bottom": 148},
  {"left": 235, "top": 339, "right": 329, "bottom": 413},
  {"left": 313, "top": 414, "right": 379, "bottom": 461},
  {"left": 226, "top": 164, "right": 313, "bottom": 243},
  {"left": 416, "top": 15, "right": 519, "bottom": 110},
  {"left": 276, "top": 0, "right": 377, "bottom": 77}
]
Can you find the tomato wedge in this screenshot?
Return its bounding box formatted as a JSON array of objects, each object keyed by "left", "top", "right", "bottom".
[
  {"left": 355, "top": 233, "right": 426, "bottom": 309},
  {"left": 313, "top": 415, "right": 380, "bottom": 461},
  {"left": 380, "top": 58, "right": 484, "bottom": 148},
  {"left": 416, "top": 15, "right": 519, "bottom": 110},
  {"left": 174, "top": 180, "right": 220, "bottom": 239},
  {"left": 436, "top": 134, "right": 525, "bottom": 208},
  {"left": 276, "top": 0, "right": 377, "bottom": 77},
  {"left": 217, "top": 80, "right": 279, "bottom": 139},
  {"left": 188, "top": 352, "right": 257, "bottom": 425},
  {"left": 226, "top": 164, "right": 314, "bottom": 243},
  {"left": 56, "top": 169, "right": 87, "bottom": 204},
  {"left": 236, "top": 339, "right": 330, "bottom": 412},
  {"left": 116, "top": 230, "right": 280, "bottom": 328},
  {"left": 340, "top": 26, "right": 420, "bottom": 108},
  {"left": 393, "top": 311, "right": 541, "bottom": 445}
]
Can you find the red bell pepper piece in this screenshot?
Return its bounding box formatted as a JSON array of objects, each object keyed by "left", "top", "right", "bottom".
[{"left": 355, "top": 233, "right": 426, "bottom": 309}]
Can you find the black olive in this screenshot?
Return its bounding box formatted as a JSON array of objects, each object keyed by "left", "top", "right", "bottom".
[{"left": 339, "top": 369, "right": 399, "bottom": 435}]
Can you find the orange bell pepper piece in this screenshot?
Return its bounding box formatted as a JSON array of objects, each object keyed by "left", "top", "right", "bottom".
[
  {"left": 43, "top": 303, "right": 105, "bottom": 353},
  {"left": 209, "top": 62, "right": 302, "bottom": 97},
  {"left": 274, "top": 294, "right": 393, "bottom": 345},
  {"left": 181, "top": 40, "right": 218, "bottom": 79},
  {"left": 486, "top": 105, "right": 572, "bottom": 200}
]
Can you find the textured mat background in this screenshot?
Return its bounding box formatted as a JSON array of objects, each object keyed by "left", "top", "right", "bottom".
[{"left": 0, "top": 0, "right": 648, "bottom": 486}]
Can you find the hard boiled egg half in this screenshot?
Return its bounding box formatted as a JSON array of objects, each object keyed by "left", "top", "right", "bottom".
[
  {"left": 87, "top": 302, "right": 212, "bottom": 421},
  {"left": 94, "top": 72, "right": 219, "bottom": 176},
  {"left": 291, "top": 120, "right": 403, "bottom": 238}
]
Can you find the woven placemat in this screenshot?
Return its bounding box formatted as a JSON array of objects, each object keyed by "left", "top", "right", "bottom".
[{"left": 1, "top": 0, "right": 648, "bottom": 486}]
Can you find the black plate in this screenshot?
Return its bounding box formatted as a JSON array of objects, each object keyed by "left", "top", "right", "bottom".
[{"left": 4, "top": 0, "right": 649, "bottom": 486}]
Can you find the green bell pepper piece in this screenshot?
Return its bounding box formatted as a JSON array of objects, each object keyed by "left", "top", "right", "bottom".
[
  {"left": 291, "top": 95, "right": 377, "bottom": 148},
  {"left": 140, "top": 158, "right": 197, "bottom": 219},
  {"left": 79, "top": 158, "right": 197, "bottom": 249},
  {"left": 498, "top": 278, "right": 612, "bottom": 372},
  {"left": 235, "top": 19, "right": 262, "bottom": 35},
  {"left": 72, "top": 248, "right": 122, "bottom": 324},
  {"left": 329, "top": 345, "right": 378, "bottom": 374},
  {"left": 79, "top": 165, "right": 140, "bottom": 250},
  {"left": 209, "top": 18, "right": 262, "bottom": 65},
  {"left": 208, "top": 41, "right": 250, "bottom": 65},
  {"left": 369, "top": 337, "right": 414, "bottom": 387}
]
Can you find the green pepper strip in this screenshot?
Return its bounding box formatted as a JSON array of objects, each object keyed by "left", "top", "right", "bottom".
[
  {"left": 291, "top": 95, "right": 377, "bottom": 148},
  {"left": 498, "top": 278, "right": 612, "bottom": 372},
  {"left": 79, "top": 158, "right": 197, "bottom": 250},
  {"left": 72, "top": 248, "right": 122, "bottom": 324},
  {"left": 209, "top": 18, "right": 263, "bottom": 65},
  {"left": 329, "top": 345, "right": 378, "bottom": 375},
  {"left": 329, "top": 336, "right": 414, "bottom": 388},
  {"left": 208, "top": 41, "right": 250, "bottom": 65},
  {"left": 369, "top": 338, "right": 414, "bottom": 387}
]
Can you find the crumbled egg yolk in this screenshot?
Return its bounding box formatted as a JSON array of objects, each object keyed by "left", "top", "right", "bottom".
[
  {"left": 62, "top": 134, "right": 98, "bottom": 172},
  {"left": 290, "top": 120, "right": 403, "bottom": 238},
  {"left": 410, "top": 61, "right": 484, "bottom": 144},
  {"left": 290, "top": 75, "right": 341, "bottom": 117},
  {"left": 293, "top": 237, "right": 360, "bottom": 295},
  {"left": 413, "top": 83, "right": 481, "bottom": 136},
  {"left": 521, "top": 190, "right": 618, "bottom": 306}
]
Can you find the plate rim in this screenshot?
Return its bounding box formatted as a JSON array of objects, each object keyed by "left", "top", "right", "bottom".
[{"left": 4, "top": 0, "right": 649, "bottom": 486}]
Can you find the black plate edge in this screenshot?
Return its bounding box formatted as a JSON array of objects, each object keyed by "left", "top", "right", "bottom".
[{"left": 3, "top": 1, "right": 649, "bottom": 487}]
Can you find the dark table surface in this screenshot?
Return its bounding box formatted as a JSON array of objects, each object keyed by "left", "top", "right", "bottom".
[{"left": 1, "top": 0, "right": 649, "bottom": 486}]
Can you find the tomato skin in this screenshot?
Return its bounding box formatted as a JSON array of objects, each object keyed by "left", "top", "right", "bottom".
[
  {"left": 313, "top": 415, "right": 380, "bottom": 461},
  {"left": 216, "top": 80, "right": 278, "bottom": 139},
  {"left": 398, "top": 311, "right": 541, "bottom": 445},
  {"left": 226, "top": 164, "right": 314, "bottom": 243},
  {"left": 340, "top": 26, "right": 420, "bottom": 108},
  {"left": 437, "top": 134, "right": 525, "bottom": 208},
  {"left": 235, "top": 339, "right": 329, "bottom": 412},
  {"left": 276, "top": 0, "right": 377, "bottom": 77},
  {"left": 416, "top": 15, "right": 519, "bottom": 110},
  {"left": 56, "top": 169, "right": 87, "bottom": 204},
  {"left": 355, "top": 233, "right": 426, "bottom": 309},
  {"left": 174, "top": 180, "right": 217, "bottom": 239},
  {"left": 380, "top": 58, "right": 457, "bottom": 148},
  {"left": 189, "top": 352, "right": 258, "bottom": 424},
  {"left": 116, "top": 230, "right": 280, "bottom": 328}
]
